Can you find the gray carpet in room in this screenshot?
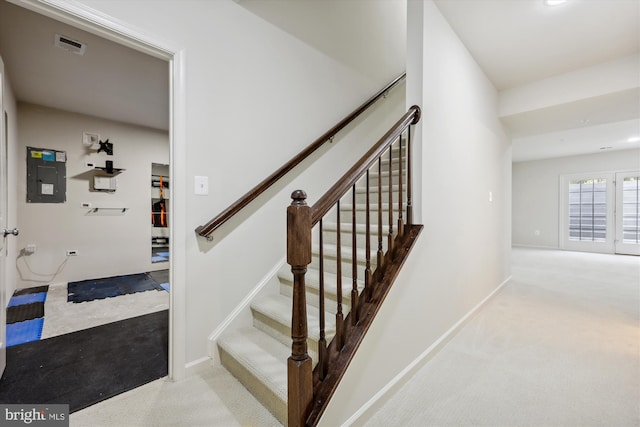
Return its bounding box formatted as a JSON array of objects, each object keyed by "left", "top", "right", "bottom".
[{"left": 360, "top": 248, "right": 639, "bottom": 427}]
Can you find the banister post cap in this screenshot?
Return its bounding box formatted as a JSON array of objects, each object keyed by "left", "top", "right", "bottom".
[{"left": 291, "top": 190, "right": 307, "bottom": 205}]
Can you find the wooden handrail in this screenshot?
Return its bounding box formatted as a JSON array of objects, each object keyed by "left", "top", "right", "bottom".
[
  {"left": 311, "top": 105, "right": 421, "bottom": 225},
  {"left": 195, "top": 73, "right": 407, "bottom": 240}
]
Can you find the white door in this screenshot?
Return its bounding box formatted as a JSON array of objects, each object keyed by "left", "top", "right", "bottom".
[
  {"left": 0, "top": 55, "right": 7, "bottom": 378},
  {"left": 561, "top": 173, "right": 615, "bottom": 253},
  {"left": 615, "top": 171, "right": 640, "bottom": 255}
]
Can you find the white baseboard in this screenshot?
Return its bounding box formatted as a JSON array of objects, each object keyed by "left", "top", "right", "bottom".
[
  {"left": 343, "top": 275, "right": 512, "bottom": 427},
  {"left": 184, "top": 356, "right": 213, "bottom": 378},
  {"left": 512, "top": 243, "right": 558, "bottom": 250},
  {"left": 207, "top": 257, "right": 286, "bottom": 362}
]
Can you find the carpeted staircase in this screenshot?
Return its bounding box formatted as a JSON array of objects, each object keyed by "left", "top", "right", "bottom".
[{"left": 217, "top": 145, "right": 404, "bottom": 425}]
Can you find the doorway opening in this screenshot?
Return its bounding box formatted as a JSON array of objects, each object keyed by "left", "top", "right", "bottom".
[
  {"left": 560, "top": 170, "right": 640, "bottom": 255},
  {"left": 0, "top": 0, "right": 184, "bottom": 409}
]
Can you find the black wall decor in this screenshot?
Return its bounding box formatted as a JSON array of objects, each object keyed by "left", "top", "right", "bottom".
[{"left": 97, "top": 139, "right": 113, "bottom": 155}]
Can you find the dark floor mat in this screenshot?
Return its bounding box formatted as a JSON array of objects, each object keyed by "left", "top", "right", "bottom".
[
  {"left": 68, "top": 273, "right": 164, "bottom": 303},
  {"left": 0, "top": 310, "right": 168, "bottom": 413},
  {"left": 13, "top": 286, "right": 49, "bottom": 296},
  {"left": 147, "top": 269, "right": 169, "bottom": 286},
  {"left": 7, "top": 302, "right": 44, "bottom": 324}
]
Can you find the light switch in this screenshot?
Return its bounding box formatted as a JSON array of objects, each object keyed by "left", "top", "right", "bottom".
[{"left": 195, "top": 176, "right": 209, "bottom": 195}]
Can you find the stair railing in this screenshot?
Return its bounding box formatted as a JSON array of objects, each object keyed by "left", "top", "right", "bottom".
[
  {"left": 287, "top": 105, "right": 421, "bottom": 427},
  {"left": 195, "top": 73, "right": 407, "bottom": 240}
]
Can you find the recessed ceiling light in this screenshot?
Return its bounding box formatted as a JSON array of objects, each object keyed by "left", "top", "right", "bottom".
[
  {"left": 544, "top": 0, "right": 568, "bottom": 6},
  {"left": 627, "top": 136, "right": 640, "bottom": 143}
]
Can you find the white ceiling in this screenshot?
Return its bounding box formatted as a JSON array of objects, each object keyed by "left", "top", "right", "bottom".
[
  {"left": 434, "top": 0, "right": 639, "bottom": 90},
  {"left": 0, "top": 0, "right": 169, "bottom": 131},
  {"left": 434, "top": 0, "right": 640, "bottom": 162},
  {"left": 0, "top": 0, "right": 638, "bottom": 161}
]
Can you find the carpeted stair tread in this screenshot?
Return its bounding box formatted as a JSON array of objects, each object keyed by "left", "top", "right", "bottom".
[
  {"left": 217, "top": 327, "right": 289, "bottom": 424},
  {"left": 339, "top": 202, "right": 401, "bottom": 212},
  {"left": 277, "top": 265, "right": 363, "bottom": 298},
  {"left": 251, "top": 294, "right": 336, "bottom": 342},
  {"left": 322, "top": 221, "right": 391, "bottom": 234},
  {"left": 354, "top": 184, "right": 401, "bottom": 193},
  {"left": 312, "top": 242, "right": 375, "bottom": 263}
]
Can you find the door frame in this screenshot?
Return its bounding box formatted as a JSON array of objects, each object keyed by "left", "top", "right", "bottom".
[
  {"left": 9, "top": 0, "right": 187, "bottom": 380},
  {"left": 559, "top": 171, "right": 615, "bottom": 254},
  {"left": 559, "top": 170, "right": 640, "bottom": 256},
  {"left": 615, "top": 170, "right": 640, "bottom": 255},
  {"left": 0, "top": 55, "right": 7, "bottom": 379}
]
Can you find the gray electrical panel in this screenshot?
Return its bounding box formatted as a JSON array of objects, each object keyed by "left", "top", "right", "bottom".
[{"left": 26, "top": 146, "right": 67, "bottom": 203}]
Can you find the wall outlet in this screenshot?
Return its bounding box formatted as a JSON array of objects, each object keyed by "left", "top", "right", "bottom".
[
  {"left": 25, "top": 244, "right": 37, "bottom": 255},
  {"left": 66, "top": 249, "right": 78, "bottom": 256}
]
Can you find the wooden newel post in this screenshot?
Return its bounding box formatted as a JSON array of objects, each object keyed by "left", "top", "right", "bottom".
[{"left": 287, "top": 190, "right": 313, "bottom": 427}]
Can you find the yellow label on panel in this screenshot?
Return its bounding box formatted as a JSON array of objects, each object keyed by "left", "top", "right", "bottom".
[{"left": 31, "top": 151, "right": 42, "bottom": 158}]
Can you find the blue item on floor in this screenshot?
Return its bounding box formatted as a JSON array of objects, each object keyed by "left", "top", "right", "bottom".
[
  {"left": 6, "top": 318, "right": 44, "bottom": 347},
  {"left": 68, "top": 273, "right": 165, "bottom": 303},
  {"left": 160, "top": 282, "right": 169, "bottom": 292},
  {"left": 8, "top": 292, "right": 47, "bottom": 307},
  {"left": 152, "top": 255, "right": 168, "bottom": 263}
]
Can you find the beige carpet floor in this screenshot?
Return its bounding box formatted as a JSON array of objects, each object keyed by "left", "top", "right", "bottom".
[
  {"left": 69, "top": 248, "right": 639, "bottom": 426},
  {"left": 360, "top": 247, "right": 640, "bottom": 427}
]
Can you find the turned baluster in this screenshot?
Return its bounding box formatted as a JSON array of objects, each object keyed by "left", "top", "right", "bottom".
[
  {"left": 397, "top": 134, "right": 405, "bottom": 239},
  {"left": 377, "top": 158, "right": 384, "bottom": 274},
  {"left": 364, "top": 170, "right": 372, "bottom": 302},
  {"left": 335, "top": 201, "right": 344, "bottom": 351},
  {"left": 387, "top": 146, "right": 395, "bottom": 257},
  {"left": 351, "top": 185, "right": 359, "bottom": 325},
  {"left": 318, "top": 219, "right": 327, "bottom": 380}
]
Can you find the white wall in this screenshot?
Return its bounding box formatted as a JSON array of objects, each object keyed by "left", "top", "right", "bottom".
[
  {"left": 64, "top": 0, "right": 407, "bottom": 366},
  {"left": 16, "top": 103, "right": 168, "bottom": 288},
  {"left": 513, "top": 149, "right": 640, "bottom": 248},
  {"left": 237, "top": 0, "right": 406, "bottom": 86},
  {"left": 320, "top": 1, "right": 512, "bottom": 425}
]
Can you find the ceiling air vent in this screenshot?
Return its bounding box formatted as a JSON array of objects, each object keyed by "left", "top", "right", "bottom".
[{"left": 54, "top": 34, "right": 86, "bottom": 55}]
